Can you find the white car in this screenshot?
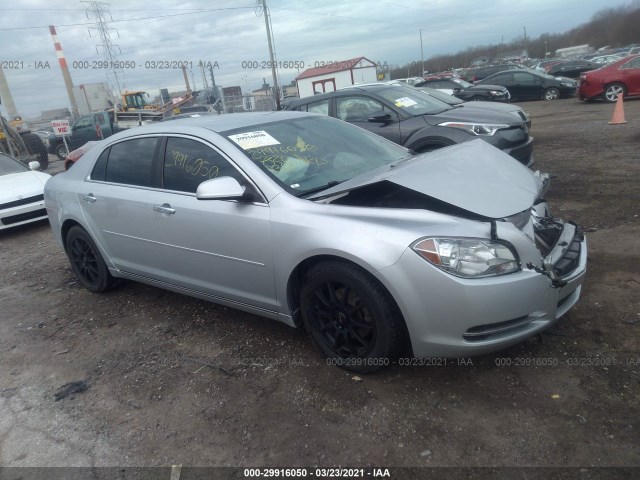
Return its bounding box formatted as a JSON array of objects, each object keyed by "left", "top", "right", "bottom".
[{"left": 0, "top": 153, "right": 50, "bottom": 230}]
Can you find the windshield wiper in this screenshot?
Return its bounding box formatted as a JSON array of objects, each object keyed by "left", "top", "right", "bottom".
[{"left": 297, "top": 180, "right": 342, "bottom": 198}]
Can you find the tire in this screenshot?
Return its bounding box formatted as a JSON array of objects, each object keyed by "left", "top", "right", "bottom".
[
  {"left": 602, "top": 83, "right": 626, "bottom": 103},
  {"left": 21, "top": 133, "right": 49, "bottom": 170},
  {"left": 55, "top": 143, "right": 69, "bottom": 161},
  {"left": 65, "top": 226, "right": 117, "bottom": 293},
  {"left": 543, "top": 87, "right": 560, "bottom": 101},
  {"left": 415, "top": 141, "right": 453, "bottom": 154},
  {"left": 300, "top": 260, "right": 406, "bottom": 373}
]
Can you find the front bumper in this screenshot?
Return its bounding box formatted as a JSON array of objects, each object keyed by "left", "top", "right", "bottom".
[
  {"left": 0, "top": 196, "right": 48, "bottom": 230},
  {"left": 375, "top": 223, "right": 587, "bottom": 358},
  {"left": 502, "top": 136, "right": 535, "bottom": 167}
]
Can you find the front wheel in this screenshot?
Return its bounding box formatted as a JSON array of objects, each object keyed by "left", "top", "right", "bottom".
[
  {"left": 65, "top": 226, "right": 117, "bottom": 293},
  {"left": 300, "top": 261, "right": 406, "bottom": 373},
  {"left": 602, "top": 83, "right": 626, "bottom": 103},
  {"left": 544, "top": 87, "right": 560, "bottom": 101}
]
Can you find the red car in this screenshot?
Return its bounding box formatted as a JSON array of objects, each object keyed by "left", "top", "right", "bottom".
[{"left": 578, "top": 54, "right": 640, "bottom": 102}]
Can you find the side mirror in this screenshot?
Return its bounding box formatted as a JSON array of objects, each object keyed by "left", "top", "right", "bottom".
[
  {"left": 196, "top": 176, "right": 246, "bottom": 201},
  {"left": 368, "top": 112, "right": 393, "bottom": 123},
  {"left": 452, "top": 87, "right": 462, "bottom": 93},
  {"left": 28, "top": 161, "right": 41, "bottom": 170}
]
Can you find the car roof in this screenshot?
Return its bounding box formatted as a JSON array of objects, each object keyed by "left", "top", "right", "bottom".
[
  {"left": 115, "top": 111, "right": 312, "bottom": 136},
  {"left": 287, "top": 83, "right": 407, "bottom": 106}
]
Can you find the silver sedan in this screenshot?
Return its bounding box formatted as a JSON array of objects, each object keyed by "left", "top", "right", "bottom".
[{"left": 44, "top": 111, "right": 587, "bottom": 372}]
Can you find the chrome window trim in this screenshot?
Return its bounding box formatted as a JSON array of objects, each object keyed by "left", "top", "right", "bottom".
[{"left": 84, "top": 132, "right": 269, "bottom": 205}]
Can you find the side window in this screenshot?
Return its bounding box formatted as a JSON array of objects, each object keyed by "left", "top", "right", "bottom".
[
  {"left": 105, "top": 137, "right": 157, "bottom": 187},
  {"left": 491, "top": 73, "right": 513, "bottom": 84},
  {"left": 621, "top": 57, "right": 640, "bottom": 69},
  {"left": 336, "top": 96, "right": 385, "bottom": 122},
  {"left": 90, "top": 148, "right": 109, "bottom": 181},
  {"left": 73, "top": 116, "right": 92, "bottom": 129},
  {"left": 307, "top": 99, "right": 329, "bottom": 116},
  {"left": 163, "top": 137, "right": 243, "bottom": 193},
  {"left": 513, "top": 73, "right": 535, "bottom": 85}
]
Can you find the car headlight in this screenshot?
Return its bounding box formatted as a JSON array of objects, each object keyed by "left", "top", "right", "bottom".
[
  {"left": 437, "top": 121, "right": 509, "bottom": 136},
  {"left": 411, "top": 237, "right": 520, "bottom": 278},
  {"left": 488, "top": 90, "right": 505, "bottom": 96},
  {"left": 562, "top": 82, "right": 575, "bottom": 87}
]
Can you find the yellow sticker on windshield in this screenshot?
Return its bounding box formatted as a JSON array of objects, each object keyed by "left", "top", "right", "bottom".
[
  {"left": 394, "top": 97, "right": 418, "bottom": 108},
  {"left": 228, "top": 130, "right": 281, "bottom": 149}
]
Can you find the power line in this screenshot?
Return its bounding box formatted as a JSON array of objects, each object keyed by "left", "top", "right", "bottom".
[{"left": 0, "top": 6, "right": 255, "bottom": 31}]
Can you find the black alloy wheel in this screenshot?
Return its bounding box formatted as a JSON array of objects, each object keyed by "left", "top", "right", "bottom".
[
  {"left": 65, "top": 226, "right": 117, "bottom": 292},
  {"left": 300, "top": 261, "right": 406, "bottom": 373}
]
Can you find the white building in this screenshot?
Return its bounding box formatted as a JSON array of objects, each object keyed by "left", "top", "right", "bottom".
[
  {"left": 295, "top": 57, "right": 378, "bottom": 98},
  {"left": 73, "top": 83, "right": 115, "bottom": 116},
  {"left": 555, "top": 45, "right": 593, "bottom": 58}
]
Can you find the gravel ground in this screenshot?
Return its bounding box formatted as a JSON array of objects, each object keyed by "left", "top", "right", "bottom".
[{"left": 1, "top": 98, "right": 639, "bottom": 475}]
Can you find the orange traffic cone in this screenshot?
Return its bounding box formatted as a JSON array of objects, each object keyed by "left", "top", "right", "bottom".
[{"left": 608, "top": 93, "right": 627, "bottom": 125}]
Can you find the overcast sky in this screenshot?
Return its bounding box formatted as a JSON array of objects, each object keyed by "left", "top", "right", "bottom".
[{"left": 0, "top": 0, "right": 635, "bottom": 118}]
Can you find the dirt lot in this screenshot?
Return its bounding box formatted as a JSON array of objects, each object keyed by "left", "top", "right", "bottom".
[{"left": 1, "top": 98, "right": 639, "bottom": 474}]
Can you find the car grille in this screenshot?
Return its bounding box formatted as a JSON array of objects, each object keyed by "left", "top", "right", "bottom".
[
  {"left": 552, "top": 228, "right": 583, "bottom": 278},
  {"left": 0, "top": 194, "right": 44, "bottom": 210},
  {"left": 533, "top": 217, "right": 563, "bottom": 257},
  {"left": 1, "top": 208, "right": 47, "bottom": 225}
]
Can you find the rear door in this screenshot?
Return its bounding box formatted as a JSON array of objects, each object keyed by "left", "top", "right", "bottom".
[{"left": 78, "top": 136, "right": 160, "bottom": 275}]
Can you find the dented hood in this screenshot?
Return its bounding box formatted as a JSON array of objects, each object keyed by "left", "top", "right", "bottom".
[{"left": 312, "top": 139, "right": 545, "bottom": 219}]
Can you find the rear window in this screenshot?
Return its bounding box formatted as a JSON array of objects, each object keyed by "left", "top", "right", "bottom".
[{"left": 104, "top": 137, "right": 158, "bottom": 187}]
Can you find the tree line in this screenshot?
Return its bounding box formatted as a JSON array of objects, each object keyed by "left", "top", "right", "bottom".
[{"left": 391, "top": 2, "right": 640, "bottom": 77}]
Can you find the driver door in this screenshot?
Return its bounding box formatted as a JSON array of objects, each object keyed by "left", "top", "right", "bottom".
[{"left": 335, "top": 95, "right": 402, "bottom": 144}]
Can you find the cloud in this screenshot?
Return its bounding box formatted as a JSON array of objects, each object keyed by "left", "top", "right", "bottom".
[{"left": 0, "top": 0, "right": 630, "bottom": 118}]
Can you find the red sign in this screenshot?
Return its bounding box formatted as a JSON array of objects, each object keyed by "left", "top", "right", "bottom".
[{"left": 51, "top": 119, "right": 70, "bottom": 136}]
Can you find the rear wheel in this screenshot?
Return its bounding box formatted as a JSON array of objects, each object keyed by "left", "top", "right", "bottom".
[
  {"left": 21, "top": 133, "right": 49, "bottom": 170},
  {"left": 55, "top": 143, "right": 69, "bottom": 161},
  {"left": 300, "top": 260, "right": 406, "bottom": 373},
  {"left": 602, "top": 83, "right": 626, "bottom": 103},
  {"left": 65, "top": 226, "right": 118, "bottom": 293},
  {"left": 543, "top": 87, "right": 560, "bottom": 101}
]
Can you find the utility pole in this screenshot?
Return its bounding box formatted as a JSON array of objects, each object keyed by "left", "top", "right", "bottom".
[
  {"left": 419, "top": 29, "right": 425, "bottom": 76},
  {"left": 523, "top": 26, "right": 528, "bottom": 55},
  {"left": 258, "top": 0, "right": 280, "bottom": 110},
  {"left": 83, "top": 1, "right": 123, "bottom": 99},
  {"left": 48, "top": 25, "right": 79, "bottom": 118}
]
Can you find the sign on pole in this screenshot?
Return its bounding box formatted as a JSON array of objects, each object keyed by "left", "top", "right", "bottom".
[
  {"left": 51, "top": 119, "right": 70, "bottom": 136},
  {"left": 51, "top": 119, "right": 71, "bottom": 156}
]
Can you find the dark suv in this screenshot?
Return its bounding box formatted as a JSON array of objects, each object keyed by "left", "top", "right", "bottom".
[{"left": 286, "top": 84, "right": 534, "bottom": 166}]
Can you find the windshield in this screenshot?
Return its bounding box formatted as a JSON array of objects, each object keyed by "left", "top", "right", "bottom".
[
  {"left": 375, "top": 86, "right": 452, "bottom": 115},
  {"left": 222, "top": 115, "right": 412, "bottom": 197},
  {"left": 0, "top": 153, "right": 29, "bottom": 175},
  {"left": 414, "top": 87, "right": 464, "bottom": 105}
]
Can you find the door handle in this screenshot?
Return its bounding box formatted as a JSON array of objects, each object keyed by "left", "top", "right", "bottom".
[
  {"left": 153, "top": 203, "right": 176, "bottom": 215},
  {"left": 81, "top": 193, "right": 97, "bottom": 203}
]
